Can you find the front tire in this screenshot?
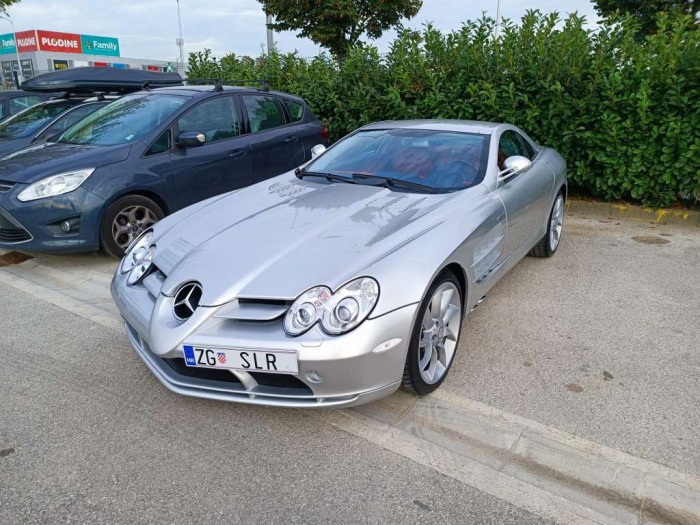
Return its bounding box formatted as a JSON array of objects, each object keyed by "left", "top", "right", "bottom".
[
  {"left": 529, "top": 191, "right": 565, "bottom": 258},
  {"left": 401, "top": 271, "right": 463, "bottom": 395},
  {"left": 100, "top": 195, "right": 164, "bottom": 257}
]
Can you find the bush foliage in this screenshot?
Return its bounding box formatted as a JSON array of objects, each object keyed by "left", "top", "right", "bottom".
[{"left": 188, "top": 11, "right": 700, "bottom": 207}]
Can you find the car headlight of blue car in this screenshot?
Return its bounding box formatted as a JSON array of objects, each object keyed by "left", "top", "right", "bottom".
[
  {"left": 16, "top": 168, "right": 96, "bottom": 202},
  {"left": 284, "top": 277, "right": 379, "bottom": 336}
]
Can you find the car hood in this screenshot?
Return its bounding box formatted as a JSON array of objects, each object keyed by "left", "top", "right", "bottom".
[
  {"left": 154, "top": 175, "right": 459, "bottom": 306},
  {"left": 0, "top": 137, "right": 32, "bottom": 158},
  {"left": 0, "top": 142, "right": 131, "bottom": 183}
]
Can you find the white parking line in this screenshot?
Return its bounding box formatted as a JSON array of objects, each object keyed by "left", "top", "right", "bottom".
[{"left": 2, "top": 251, "right": 699, "bottom": 524}]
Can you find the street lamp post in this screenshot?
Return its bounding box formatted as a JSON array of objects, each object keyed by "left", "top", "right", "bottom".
[
  {"left": 494, "top": 0, "right": 502, "bottom": 41},
  {"left": 0, "top": 14, "right": 24, "bottom": 86},
  {"left": 176, "top": 0, "right": 185, "bottom": 74},
  {"left": 266, "top": 14, "right": 274, "bottom": 55}
]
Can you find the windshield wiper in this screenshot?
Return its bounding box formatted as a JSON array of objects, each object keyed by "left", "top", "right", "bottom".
[
  {"left": 350, "top": 173, "right": 438, "bottom": 194},
  {"left": 295, "top": 169, "right": 356, "bottom": 184}
]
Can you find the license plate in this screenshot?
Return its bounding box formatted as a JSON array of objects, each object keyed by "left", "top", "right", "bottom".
[{"left": 183, "top": 345, "right": 298, "bottom": 374}]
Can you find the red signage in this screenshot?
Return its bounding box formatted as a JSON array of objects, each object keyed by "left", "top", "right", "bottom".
[
  {"left": 37, "top": 30, "right": 82, "bottom": 54},
  {"left": 93, "top": 62, "right": 109, "bottom": 67},
  {"left": 16, "top": 30, "right": 38, "bottom": 52},
  {"left": 146, "top": 65, "right": 160, "bottom": 72}
]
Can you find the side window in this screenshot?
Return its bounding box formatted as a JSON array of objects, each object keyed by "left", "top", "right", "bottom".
[
  {"left": 498, "top": 130, "right": 528, "bottom": 170},
  {"left": 242, "top": 96, "right": 286, "bottom": 132},
  {"left": 9, "top": 96, "right": 43, "bottom": 115},
  {"left": 283, "top": 99, "right": 304, "bottom": 122},
  {"left": 146, "top": 130, "right": 171, "bottom": 156},
  {"left": 177, "top": 96, "right": 240, "bottom": 144},
  {"left": 518, "top": 133, "right": 537, "bottom": 160},
  {"left": 39, "top": 104, "right": 102, "bottom": 139}
]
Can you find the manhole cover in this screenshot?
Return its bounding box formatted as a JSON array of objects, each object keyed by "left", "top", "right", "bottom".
[
  {"left": 0, "top": 251, "right": 33, "bottom": 267},
  {"left": 632, "top": 236, "right": 671, "bottom": 245}
]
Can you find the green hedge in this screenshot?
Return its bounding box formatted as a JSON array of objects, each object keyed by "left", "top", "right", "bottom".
[{"left": 188, "top": 11, "right": 700, "bottom": 207}]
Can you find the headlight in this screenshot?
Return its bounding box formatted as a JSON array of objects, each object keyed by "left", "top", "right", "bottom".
[
  {"left": 126, "top": 245, "right": 155, "bottom": 286},
  {"left": 284, "top": 277, "right": 379, "bottom": 336},
  {"left": 120, "top": 230, "right": 154, "bottom": 274},
  {"left": 17, "top": 168, "right": 96, "bottom": 202}
]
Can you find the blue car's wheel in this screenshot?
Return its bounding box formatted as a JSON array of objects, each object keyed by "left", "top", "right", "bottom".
[{"left": 100, "top": 195, "right": 164, "bottom": 257}]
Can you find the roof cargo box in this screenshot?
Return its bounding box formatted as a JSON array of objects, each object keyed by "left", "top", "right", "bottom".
[{"left": 21, "top": 67, "right": 183, "bottom": 94}]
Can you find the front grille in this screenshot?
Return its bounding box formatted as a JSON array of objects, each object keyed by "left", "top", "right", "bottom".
[
  {"left": 0, "top": 209, "right": 31, "bottom": 243},
  {"left": 249, "top": 372, "right": 309, "bottom": 389},
  {"left": 0, "top": 181, "right": 15, "bottom": 193},
  {"left": 163, "top": 358, "right": 243, "bottom": 383}
]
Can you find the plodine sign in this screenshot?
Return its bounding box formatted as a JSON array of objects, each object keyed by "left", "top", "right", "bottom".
[{"left": 0, "top": 29, "right": 120, "bottom": 57}]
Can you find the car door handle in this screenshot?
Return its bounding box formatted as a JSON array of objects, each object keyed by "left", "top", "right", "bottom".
[
  {"left": 284, "top": 135, "right": 298, "bottom": 143},
  {"left": 229, "top": 149, "right": 247, "bottom": 159}
]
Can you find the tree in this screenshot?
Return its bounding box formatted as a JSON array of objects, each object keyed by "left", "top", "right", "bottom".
[
  {"left": 0, "top": 0, "right": 21, "bottom": 13},
  {"left": 594, "top": 0, "right": 699, "bottom": 34},
  {"left": 259, "top": 0, "right": 422, "bottom": 60}
]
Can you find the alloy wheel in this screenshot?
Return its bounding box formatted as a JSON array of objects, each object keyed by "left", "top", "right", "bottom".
[
  {"left": 418, "top": 282, "right": 462, "bottom": 384},
  {"left": 549, "top": 195, "right": 565, "bottom": 251},
  {"left": 112, "top": 205, "right": 158, "bottom": 250}
]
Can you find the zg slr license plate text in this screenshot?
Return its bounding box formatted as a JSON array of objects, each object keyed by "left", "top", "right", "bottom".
[{"left": 183, "top": 345, "right": 298, "bottom": 374}]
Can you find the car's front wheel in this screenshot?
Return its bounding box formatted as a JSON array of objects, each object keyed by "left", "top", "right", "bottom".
[
  {"left": 401, "top": 271, "right": 463, "bottom": 395},
  {"left": 529, "top": 191, "right": 565, "bottom": 258},
  {"left": 100, "top": 195, "right": 164, "bottom": 257}
]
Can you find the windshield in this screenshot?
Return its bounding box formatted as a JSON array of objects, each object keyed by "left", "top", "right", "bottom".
[
  {"left": 59, "top": 93, "right": 187, "bottom": 146},
  {"left": 305, "top": 129, "right": 490, "bottom": 192},
  {"left": 0, "top": 102, "right": 72, "bottom": 139}
]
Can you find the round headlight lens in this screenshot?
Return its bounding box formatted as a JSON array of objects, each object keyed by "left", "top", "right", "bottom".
[
  {"left": 322, "top": 277, "right": 379, "bottom": 335},
  {"left": 120, "top": 230, "right": 154, "bottom": 274},
  {"left": 284, "top": 286, "right": 331, "bottom": 336},
  {"left": 126, "top": 246, "right": 155, "bottom": 285}
]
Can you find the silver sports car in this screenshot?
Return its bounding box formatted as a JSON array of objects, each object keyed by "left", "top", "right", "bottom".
[{"left": 111, "top": 120, "right": 567, "bottom": 408}]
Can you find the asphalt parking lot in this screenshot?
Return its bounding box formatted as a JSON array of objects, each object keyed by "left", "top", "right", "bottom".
[{"left": 1, "top": 209, "right": 699, "bottom": 524}]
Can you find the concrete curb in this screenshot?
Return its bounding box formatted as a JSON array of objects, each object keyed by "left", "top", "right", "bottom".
[{"left": 566, "top": 199, "right": 700, "bottom": 227}]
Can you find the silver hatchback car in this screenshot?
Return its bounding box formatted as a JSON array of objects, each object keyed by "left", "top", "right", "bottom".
[{"left": 111, "top": 120, "right": 567, "bottom": 408}]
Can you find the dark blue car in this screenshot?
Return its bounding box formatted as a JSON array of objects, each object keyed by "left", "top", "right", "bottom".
[{"left": 0, "top": 85, "right": 328, "bottom": 256}]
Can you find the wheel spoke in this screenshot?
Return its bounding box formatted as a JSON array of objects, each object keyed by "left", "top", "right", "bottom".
[
  {"left": 419, "top": 345, "right": 432, "bottom": 370},
  {"left": 439, "top": 287, "right": 454, "bottom": 317},
  {"left": 426, "top": 349, "right": 438, "bottom": 381},
  {"left": 445, "top": 326, "right": 458, "bottom": 342},
  {"left": 443, "top": 304, "right": 459, "bottom": 325}
]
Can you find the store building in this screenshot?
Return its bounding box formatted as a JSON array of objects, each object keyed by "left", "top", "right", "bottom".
[{"left": 0, "top": 29, "right": 180, "bottom": 88}]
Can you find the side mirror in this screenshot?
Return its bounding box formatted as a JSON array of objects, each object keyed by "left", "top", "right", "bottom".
[
  {"left": 310, "top": 144, "right": 326, "bottom": 159},
  {"left": 499, "top": 155, "right": 532, "bottom": 179},
  {"left": 177, "top": 131, "right": 206, "bottom": 148}
]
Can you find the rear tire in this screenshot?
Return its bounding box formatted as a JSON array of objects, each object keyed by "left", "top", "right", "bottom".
[
  {"left": 529, "top": 191, "right": 565, "bottom": 258},
  {"left": 100, "top": 195, "right": 164, "bottom": 257},
  {"left": 401, "top": 271, "right": 463, "bottom": 395}
]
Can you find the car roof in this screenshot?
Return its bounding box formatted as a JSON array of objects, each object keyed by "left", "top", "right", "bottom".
[
  {"left": 360, "top": 119, "right": 505, "bottom": 135},
  {"left": 145, "top": 85, "right": 305, "bottom": 101}
]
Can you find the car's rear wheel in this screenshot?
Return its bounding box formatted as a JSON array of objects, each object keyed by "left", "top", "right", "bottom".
[
  {"left": 100, "top": 195, "right": 164, "bottom": 257},
  {"left": 401, "top": 271, "right": 463, "bottom": 395},
  {"left": 529, "top": 191, "right": 565, "bottom": 258}
]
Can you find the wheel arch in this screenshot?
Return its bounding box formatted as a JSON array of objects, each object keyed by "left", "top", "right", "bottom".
[{"left": 100, "top": 189, "right": 171, "bottom": 219}]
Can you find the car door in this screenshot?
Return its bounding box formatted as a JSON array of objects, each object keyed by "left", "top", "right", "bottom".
[
  {"left": 169, "top": 95, "right": 253, "bottom": 208},
  {"left": 495, "top": 129, "right": 554, "bottom": 260},
  {"left": 240, "top": 94, "right": 305, "bottom": 180}
]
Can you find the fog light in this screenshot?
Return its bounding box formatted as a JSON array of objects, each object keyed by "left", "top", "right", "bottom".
[
  {"left": 61, "top": 220, "right": 71, "bottom": 232},
  {"left": 305, "top": 370, "right": 323, "bottom": 383}
]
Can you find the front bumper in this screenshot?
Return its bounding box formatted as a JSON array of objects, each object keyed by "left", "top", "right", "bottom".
[
  {"left": 112, "top": 269, "right": 418, "bottom": 408},
  {"left": 0, "top": 184, "right": 104, "bottom": 252}
]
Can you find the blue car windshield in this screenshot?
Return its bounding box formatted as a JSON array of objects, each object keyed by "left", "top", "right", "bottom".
[
  {"left": 59, "top": 93, "right": 187, "bottom": 146},
  {"left": 305, "top": 129, "right": 491, "bottom": 192},
  {"left": 0, "top": 102, "right": 72, "bottom": 139}
]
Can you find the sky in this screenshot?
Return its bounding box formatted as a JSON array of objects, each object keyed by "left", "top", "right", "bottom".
[{"left": 4, "top": 0, "right": 599, "bottom": 63}]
